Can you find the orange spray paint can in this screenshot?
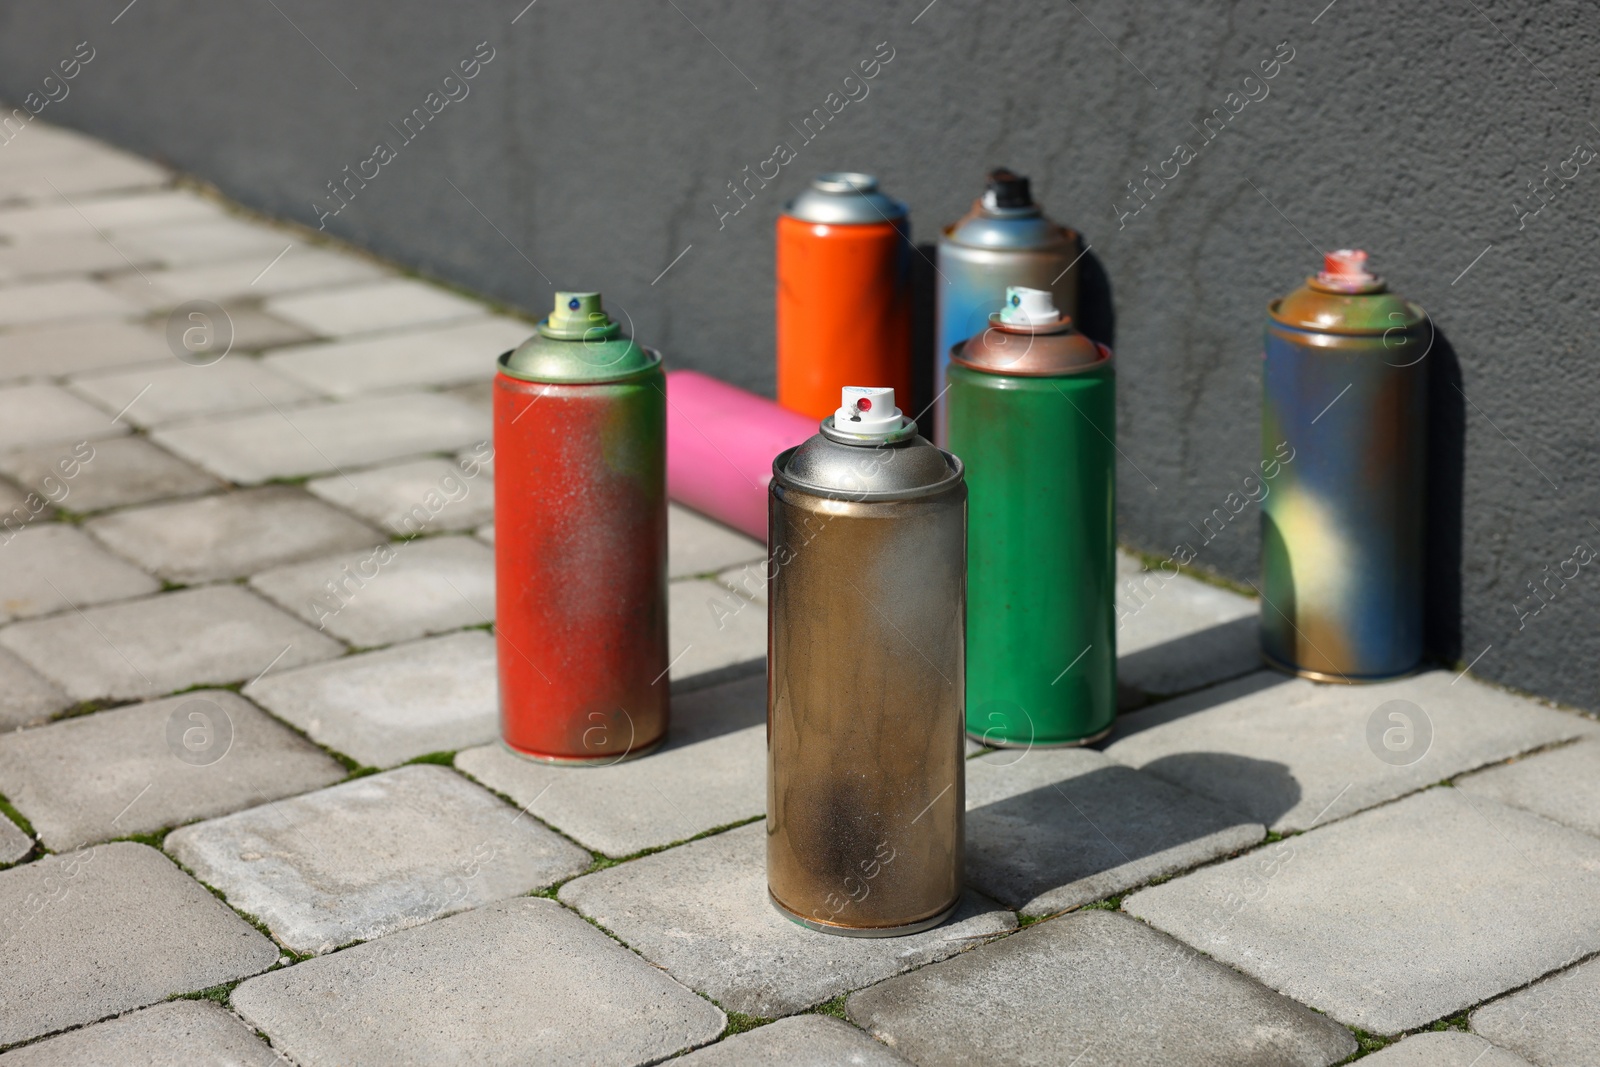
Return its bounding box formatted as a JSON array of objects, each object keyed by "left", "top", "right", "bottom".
[{"left": 776, "top": 173, "right": 912, "bottom": 421}]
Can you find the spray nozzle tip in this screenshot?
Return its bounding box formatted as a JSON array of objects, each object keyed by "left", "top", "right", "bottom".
[
  {"left": 834, "top": 386, "right": 902, "bottom": 435},
  {"left": 1316, "top": 250, "right": 1377, "bottom": 290},
  {"left": 997, "top": 286, "right": 1061, "bottom": 326}
]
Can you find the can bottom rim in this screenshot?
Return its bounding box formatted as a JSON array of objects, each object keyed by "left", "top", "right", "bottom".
[
  {"left": 1259, "top": 649, "right": 1426, "bottom": 686},
  {"left": 498, "top": 734, "right": 667, "bottom": 767},
  {"left": 768, "top": 891, "right": 961, "bottom": 939},
  {"left": 966, "top": 724, "right": 1113, "bottom": 750}
]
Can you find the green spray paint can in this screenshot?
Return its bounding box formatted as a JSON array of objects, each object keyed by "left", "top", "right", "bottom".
[{"left": 947, "top": 286, "right": 1116, "bottom": 747}]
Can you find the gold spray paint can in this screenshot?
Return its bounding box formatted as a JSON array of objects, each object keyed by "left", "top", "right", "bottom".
[{"left": 766, "top": 386, "right": 966, "bottom": 936}]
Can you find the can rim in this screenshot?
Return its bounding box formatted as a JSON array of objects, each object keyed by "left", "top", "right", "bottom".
[
  {"left": 771, "top": 443, "right": 965, "bottom": 502},
  {"left": 495, "top": 344, "right": 664, "bottom": 385}
]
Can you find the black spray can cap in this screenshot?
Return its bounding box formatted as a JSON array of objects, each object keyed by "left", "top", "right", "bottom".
[{"left": 986, "top": 168, "right": 1033, "bottom": 209}]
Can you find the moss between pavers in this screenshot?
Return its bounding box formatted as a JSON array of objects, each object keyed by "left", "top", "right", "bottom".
[
  {"left": 0, "top": 792, "right": 38, "bottom": 840},
  {"left": 717, "top": 1007, "right": 772, "bottom": 1038}
]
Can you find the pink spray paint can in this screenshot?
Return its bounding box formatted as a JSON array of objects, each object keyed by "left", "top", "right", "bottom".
[{"left": 665, "top": 370, "right": 815, "bottom": 542}]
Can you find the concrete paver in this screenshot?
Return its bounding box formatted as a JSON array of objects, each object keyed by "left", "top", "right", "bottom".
[
  {"left": 1123, "top": 788, "right": 1600, "bottom": 1035},
  {"left": 244, "top": 631, "right": 497, "bottom": 767},
  {"left": 115, "top": 218, "right": 299, "bottom": 268},
  {"left": 153, "top": 391, "right": 489, "bottom": 483},
  {"left": 231, "top": 896, "right": 724, "bottom": 1067},
  {"left": 264, "top": 316, "right": 528, "bottom": 396},
  {"left": 0, "top": 279, "right": 140, "bottom": 329},
  {"left": 1457, "top": 737, "right": 1600, "bottom": 837},
  {"left": 1106, "top": 669, "right": 1594, "bottom": 832},
  {"left": 0, "top": 647, "right": 68, "bottom": 729},
  {"left": 0, "top": 584, "right": 343, "bottom": 702},
  {"left": 965, "top": 747, "right": 1263, "bottom": 915},
  {"left": 0, "top": 813, "right": 30, "bottom": 866},
  {"left": 0, "top": 690, "right": 345, "bottom": 851},
  {"left": 675, "top": 1015, "right": 912, "bottom": 1066},
  {"left": 0, "top": 842, "right": 278, "bottom": 1047},
  {"left": 1361, "top": 1032, "right": 1534, "bottom": 1066},
  {"left": 86, "top": 485, "right": 382, "bottom": 584},
  {"left": 70, "top": 357, "right": 318, "bottom": 429},
  {"left": 1471, "top": 955, "right": 1600, "bottom": 1067},
  {"left": 0, "top": 382, "right": 128, "bottom": 451},
  {"left": 846, "top": 909, "right": 1355, "bottom": 1067},
  {"left": 306, "top": 454, "right": 494, "bottom": 535},
  {"left": 0, "top": 436, "right": 220, "bottom": 513},
  {"left": 0, "top": 190, "right": 223, "bottom": 240},
  {"left": 249, "top": 534, "right": 493, "bottom": 647},
  {"left": 455, "top": 673, "right": 764, "bottom": 857},
  {"left": 0, "top": 320, "right": 171, "bottom": 381},
  {"left": 1115, "top": 553, "right": 1260, "bottom": 698},
  {"left": 125, "top": 246, "right": 391, "bottom": 305},
  {"left": 559, "top": 821, "right": 1016, "bottom": 1018},
  {"left": 0, "top": 1000, "right": 281, "bottom": 1066},
  {"left": 266, "top": 278, "right": 483, "bottom": 336},
  {"left": 668, "top": 577, "right": 767, "bottom": 685},
  {"left": 0, "top": 523, "right": 159, "bottom": 622},
  {"left": 668, "top": 503, "right": 765, "bottom": 578},
  {"left": 166, "top": 765, "right": 590, "bottom": 955}
]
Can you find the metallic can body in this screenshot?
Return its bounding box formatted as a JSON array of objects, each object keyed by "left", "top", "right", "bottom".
[
  {"left": 946, "top": 362, "right": 1116, "bottom": 746},
  {"left": 766, "top": 446, "right": 966, "bottom": 935},
  {"left": 1261, "top": 322, "right": 1427, "bottom": 682},
  {"left": 776, "top": 213, "right": 912, "bottom": 422},
  {"left": 493, "top": 368, "right": 669, "bottom": 761}
]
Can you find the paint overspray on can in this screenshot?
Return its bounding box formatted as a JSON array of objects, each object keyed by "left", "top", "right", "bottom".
[
  {"left": 767, "top": 386, "right": 965, "bottom": 936},
  {"left": 1261, "top": 250, "right": 1430, "bottom": 681},
  {"left": 777, "top": 173, "right": 912, "bottom": 422},
  {"left": 947, "top": 286, "right": 1116, "bottom": 747},
  {"left": 494, "top": 291, "right": 668, "bottom": 762},
  {"left": 934, "top": 168, "right": 1081, "bottom": 446}
]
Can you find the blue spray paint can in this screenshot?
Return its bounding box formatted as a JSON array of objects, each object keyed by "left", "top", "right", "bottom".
[{"left": 934, "top": 168, "right": 1080, "bottom": 445}]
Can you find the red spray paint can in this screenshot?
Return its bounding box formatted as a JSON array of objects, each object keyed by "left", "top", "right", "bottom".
[{"left": 494, "top": 291, "right": 667, "bottom": 763}]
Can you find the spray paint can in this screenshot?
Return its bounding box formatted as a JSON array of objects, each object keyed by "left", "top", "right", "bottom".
[
  {"left": 776, "top": 173, "right": 912, "bottom": 422},
  {"left": 494, "top": 291, "right": 668, "bottom": 762},
  {"left": 1261, "top": 250, "right": 1429, "bottom": 681},
  {"left": 935, "top": 168, "right": 1081, "bottom": 446},
  {"left": 946, "top": 287, "right": 1116, "bottom": 747},
  {"left": 767, "top": 386, "right": 965, "bottom": 936}
]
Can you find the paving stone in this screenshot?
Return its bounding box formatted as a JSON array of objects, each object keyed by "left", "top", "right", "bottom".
[
  {"left": 264, "top": 317, "right": 528, "bottom": 397},
  {"left": 0, "top": 842, "right": 277, "bottom": 1047},
  {"left": 0, "top": 383, "right": 128, "bottom": 451},
  {"left": 0, "top": 1000, "right": 281, "bottom": 1066},
  {"left": 560, "top": 822, "right": 1016, "bottom": 1017},
  {"left": 307, "top": 455, "right": 494, "bottom": 535},
  {"left": 0, "top": 150, "right": 167, "bottom": 203},
  {"left": 0, "top": 278, "right": 140, "bottom": 328},
  {"left": 0, "top": 523, "right": 159, "bottom": 622},
  {"left": 456, "top": 673, "right": 764, "bottom": 857},
  {"left": 1457, "top": 737, "right": 1600, "bottom": 838},
  {"left": 115, "top": 218, "right": 299, "bottom": 267},
  {"left": 265, "top": 279, "right": 484, "bottom": 337},
  {"left": 669, "top": 578, "right": 767, "bottom": 684},
  {"left": 245, "top": 631, "right": 496, "bottom": 768},
  {"left": 845, "top": 908, "right": 1355, "bottom": 1067},
  {"left": 217, "top": 305, "right": 320, "bottom": 351},
  {"left": 716, "top": 560, "right": 768, "bottom": 604},
  {"left": 0, "top": 233, "right": 159, "bottom": 280},
  {"left": 167, "top": 764, "right": 590, "bottom": 955},
  {"left": 231, "top": 896, "right": 723, "bottom": 1067},
  {"left": 0, "top": 813, "right": 30, "bottom": 866},
  {"left": 442, "top": 378, "right": 492, "bottom": 414},
  {"left": 250, "top": 534, "right": 493, "bottom": 647},
  {"left": 0, "top": 690, "right": 344, "bottom": 851},
  {"left": 475, "top": 521, "right": 494, "bottom": 544},
  {"left": 1471, "top": 955, "right": 1600, "bottom": 1067},
  {"left": 70, "top": 357, "right": 319, "bottom": 429},
  {"left": 1115, "top": 552, "right": 1260, "bottom": 697},
  {"left": 0, "top": 647, "right": 68, "bottom": 729},
  {"left": 1106, "top": 669, "right": 1596, "bottom": 833},
  {"left": 669, "top": 503, "right": 765, "bottom": 579},
  {"left": 153, "top": 391, "right": 489, "bottom": 484},
  {"left": 1361, "top": 1032, "right": 1535, "bottom": 1067},
  {"left": 0, "top": 319, "right": 170, "bottom": 381},
  {"left": 676, "top": 1015, "right": 912, "bottom": 1066},
  {"left": 121, "top": 246, "right": 391, "bottom": 306},
  {"left": 0, "top": 190, "right": 224, "bottom": 240},
  {"left": 1123, "top": 788, "right": 1600, "bottom": 1035},
  {"left": 965, "top": 747, "right": 1263, "bottom": 915},
  {"left": 0, "top": 436, "right": 220, "bottom": 512},
  {"left": 0, "top": 584, "right": 343, "bottom": 702},
  {"left": 87, "top": 485, "right": 383, "bottom": 584}
]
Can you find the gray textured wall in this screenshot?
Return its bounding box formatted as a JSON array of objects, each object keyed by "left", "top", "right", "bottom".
[{"left": 3, "top": 1, "right": 1594, "bottom": 708}]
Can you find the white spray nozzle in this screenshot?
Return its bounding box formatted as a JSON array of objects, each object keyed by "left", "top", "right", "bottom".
[
  {"left": 835, "top": 386, "right": 901, "bottom": 435},
  {"left": 998, "top": 286, "right": 1061, "bottom": 326}
]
